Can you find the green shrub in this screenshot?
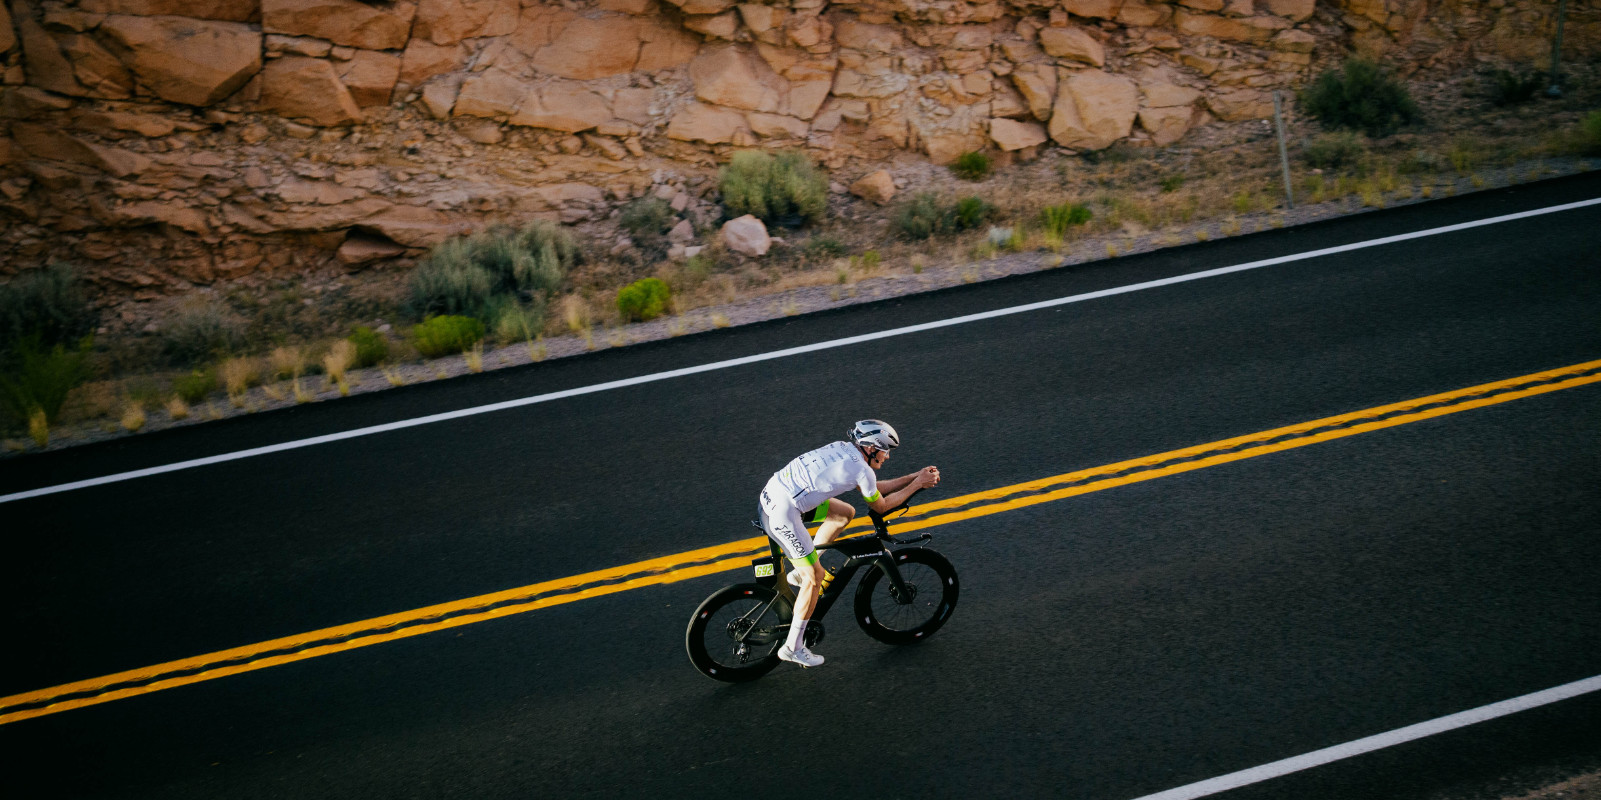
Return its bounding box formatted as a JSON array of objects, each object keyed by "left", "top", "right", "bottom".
[
  {"left": 411, "top": 315, "right": 485, "bottom": 358},
  {"left": 0, "top": 337, "right": 93, "bottom": 429},
  {"left": 1301, "top": 58, "right": 1421, "bottom": 137},
  {"left": 895, "top": 193, "right": 945, "bottom": 240},
  {"left": 616, "top": 278, "right": 671, "bottom": 322},
  {"left": 408, "top": 222, "right": 578, "bottom": 321},
  {"left": 801, "top": 235, "right": 849, "bottom": 260},
  {"left": 1303, "top": 131, "right": 1369, "bottom": 170},
  {"left": 1159, "top": 175, "right": 1186, "bottom": 193},
  {"left": 0, "top": 264, "right": 97, "bottom": 357},
  {"left": 160, "top": 296, "right": 246, "bottom": 366},
  {"left": 1040, "top": 203, "right": 1093, "bottom": 237},
  {"left": 719, "top": 150, "right": 827, "bottom": 227},
  {"left": 348, "top": 326, "right": 389, "bottom": 368},
  {"left": 1488, "top": 69, "right": 1544, "bottom": 107},
  {"left": 894, "top": 193, "right": 994, "bottom": 240},
  {"left": 173, "top": 369, "right": 217, "bottom": 404},
  {"left": 620, "top": 197, "right": 675, "bottom": 239},
  {"left": 950, "top": 151, "right": 992, "bottom": 181},
  {"left": 951, "top": 196, "right": 994, "bottom": 231},
  {"left": 1581, "top": 111, "right": 1601, "bottom": 156}
]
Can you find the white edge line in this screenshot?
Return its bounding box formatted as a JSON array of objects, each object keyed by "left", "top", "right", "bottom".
[
  {"left": 4, "top": 197, "right": 1599, "bottom": 505},
  {"left": 1129, "top": 673, "right": 1601, "bottom": 800}
]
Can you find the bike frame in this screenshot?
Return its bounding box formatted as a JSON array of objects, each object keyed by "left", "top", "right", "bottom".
[{"left": 746, "top": 502, "right": 931, "bottom": 634}]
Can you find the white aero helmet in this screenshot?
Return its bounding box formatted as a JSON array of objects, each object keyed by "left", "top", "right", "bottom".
[{"left": 849, "top": 419, "right": 900, "bottom": 452}]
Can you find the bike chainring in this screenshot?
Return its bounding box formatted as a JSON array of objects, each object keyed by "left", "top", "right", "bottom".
[{"left": 804, "top": 621, "right": 825, "bottom": 647}]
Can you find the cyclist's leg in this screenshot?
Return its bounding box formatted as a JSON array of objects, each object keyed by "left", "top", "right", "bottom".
[
  {"left": 761, "top": 492, "right": 825, "bottom": 658},
  {"left": 812, "top": 498, "right": 856, "bottom": 548}
]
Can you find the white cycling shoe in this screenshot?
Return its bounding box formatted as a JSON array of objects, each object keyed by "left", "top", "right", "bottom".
[{"left": 778, "top": 643, "right": 825, "bottom": 667}]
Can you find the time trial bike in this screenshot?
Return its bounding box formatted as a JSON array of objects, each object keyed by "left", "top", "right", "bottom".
[{"left": 685, "top": 491, "right": 958, "bottom": 682}]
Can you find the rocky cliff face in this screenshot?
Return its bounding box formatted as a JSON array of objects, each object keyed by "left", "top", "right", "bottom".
[{"left": 1, "top": 0, "right": 1596, "bottom": 299}]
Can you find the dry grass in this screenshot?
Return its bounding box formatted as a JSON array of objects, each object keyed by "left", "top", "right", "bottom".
[
  {"left": 220, "top": 356, "right": 259, "bottom": 407},
  {"left": 165, "top": 396, "right": 190, "bottom": 420},
  {"left": 711, "top": 313, "right": 730, "bottom": 328},
  {"left": 120, "top": 401, "right": 146, "bottom": 432},
  {"left": 323, "top": 340, "right": 356, "bottom": 395},
  {"left": 464, "top": 341, "right": 484, "bottom": 372},
  {"left": 381, "top": 366, "right": 406, "bottom": 387},
  {"left": 28, "top": 409, "right": 48, "bottom": 447},
  {"left": 607, "top": 329, "right": 627, "bottom": 348},
  {"left": 293, "top": 377, "right": 313, "bottom": 404},
  {"left": 269, "top": 346, "right": 305, "bottom": 380},
  {"left": 527, "top": 338, "right": 548, "bottom": 361}
]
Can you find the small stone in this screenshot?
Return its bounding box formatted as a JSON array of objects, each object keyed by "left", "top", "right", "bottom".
[
  {"left": 668, "top": 219, "right": 695, "bottom": 243},
  {"left": 849, "top": 170, "right": 896, "bottom": 205}
]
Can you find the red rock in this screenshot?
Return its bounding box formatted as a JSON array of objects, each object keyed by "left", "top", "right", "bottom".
[
  {"left": 400, "top": 40, "right": 467, "bottom": 86},
  {"left": 97, "top": 15, "right": 262, "bottom": 106},
  {"left": 76, "top": 0, "right": 258, "bottom": 22},
  {"left": 337, "top": 50, "right": 401, "bottom": 107},
  {"left": 508, "top": 82, "right": 612, "bottom": 133},
  {"left": 262, "top": 0, "right": 416, "bottom": 51},
  {"left": 11, "top": 122, "right": 154, "bottom": 176},
  {"left": 259, "top": 57, "right": 362, "bottom": 126},
  {"left": 665, "top": 102, "right": 749, "bottom": 144},
  {"left": 414, "top": 0, "right": 519, "bottom": 45},
  {"left": 337, "top": 230, "right": 408, "bottom": 265}
]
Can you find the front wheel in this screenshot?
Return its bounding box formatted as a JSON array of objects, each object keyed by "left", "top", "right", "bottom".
[
  {"left": 686, "top": 583, "right": 792, "bottom": 682},
  {"left": 854, "top": 547, "right": 959, "bottom": 645}
]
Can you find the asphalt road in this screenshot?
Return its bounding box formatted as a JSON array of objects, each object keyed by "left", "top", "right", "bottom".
[{"left": 3, "top": 173, "right": 1600, "bottom": 799}]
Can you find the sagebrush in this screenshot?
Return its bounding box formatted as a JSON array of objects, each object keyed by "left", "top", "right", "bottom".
[
  {"left": 408, "top": 222, "right": 578, "bottom": 322},
  {"left": 0, "top": 264, "right": 97, "bottom": 356},
  {"left": 719, "top": 150, "right": 827, "bottom": 227},
  {"left": 1301, "top": 58, "right": 1421, "bottom": 137}
]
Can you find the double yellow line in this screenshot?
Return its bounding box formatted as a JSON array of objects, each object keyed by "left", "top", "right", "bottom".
[{"left": 4, "top": 358, "right": 1598, "bottom": 726}]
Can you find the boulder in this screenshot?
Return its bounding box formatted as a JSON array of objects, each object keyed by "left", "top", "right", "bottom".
[
  {"left": 508, "top": 82, "right": 612, "bottom": 133},
  {"left": 337, "top": 50, "right": 401, "bottom": 107},
  {"left": 1038, "top": 26, "right": 1104, "bottom": 67},
  {"left": 452, "top": 69, "right": 527, "bottom": 118},
  {"left": 1261, "top": 0, "right": 1314, "bottom": 21},
  {"left": 414, "top": 0, "right": 519, "bottom": 45},
  {"left": 1137, "top": 105, "right": 1198, "bottom": 146},
  {"left": 75, "top": 0, "right": 257, "bottom": 21},
  {"left": 1173, "top": 9, "right": 1282, "bottom": 43},
  {"left": 1141, "top": 81, "right": 1203, "bottom": 108},
  {"left": 663, "top": 0, "right": 736, "bottom": 15},
  {"left": 421, "top": 79, "right": 458, "bottom": 119},
  {"left": 849, "top": 169, "right": 895, "bottom": 204},
  {"left": 401, "top": 40, "right": 468, "bottom": 86},
  {"left": 689, "top": 44, "right": 787, "bottom": 113},
  {"left": 989, "top": 117, "right": 1048, "bottom": 150},
  {"left": 685, "top": 12, "right": 739, "bottom": 40},
  {"left": 1272, "top": 29, "right": 1316, "bottom": 53},
  {"left": 11, "top": 122, "right": 153, "bottom": 176},
  {"left": 260, "top": 57, "right": 362, "bottom": 126},
  {"left": 746, "top": 112, "right": 809, "bottom": 138},
  {"left": 667, "top": 219, "right": 695, "bottom": 243},
  {"left": 1206, "top": 87, "right": 1273, "bottom": 121},
  {"left": 18, "top": 3, "right": 91, "bottom": 96},
  {"left": 261, "top": 0, "right": 416, "bottom": 51},
  {"left": 361, "top": 204, "right": 463, "bottom": 248},
  {"left": 636, "top": 17, "right": 702, "bottom": 71},
  {"left": 665, "top": 102, "right": 749, "bottom": 144},
  {"left": 1116, "top": 0, "right": 1172, "bottom": 26},
  {"left": 1048, "top": 69, "right": 1138, "bottom": 151},
  {"left": 1061, "top": 0, "right": 1124, "bottom": 20},
  {"left": 721, "top": 214, "right": 770, "bottom": 256},
  {"left": 833, "top": 18, "right": 900, "bottom": 53},
  {"left": 1011, "top": 64, "right": 1058, "bottom": 121},
  {"left": 60, "top": 32, "right": 135, "bottom": 99},
  {"left": 530, "top": 15, "right": 643, "bottom": 79}
]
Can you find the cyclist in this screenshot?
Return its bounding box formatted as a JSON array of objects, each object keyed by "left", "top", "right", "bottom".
[{"left": 758, "top": 419, "right": 941, "bottom": 667}]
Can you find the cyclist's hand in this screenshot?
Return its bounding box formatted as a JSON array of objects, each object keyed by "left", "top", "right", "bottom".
[{"left": 916, "top": 466, "right": 941, "bottom": 488}]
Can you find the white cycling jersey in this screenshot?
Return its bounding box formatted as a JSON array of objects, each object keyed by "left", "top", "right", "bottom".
[{"left": 765, "top": 440, "right": 881, "bottom": 513}]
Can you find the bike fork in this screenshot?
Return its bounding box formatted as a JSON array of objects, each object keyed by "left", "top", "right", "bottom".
[{"left": 875, "top": 549, "right": 915, "bottom": 603}]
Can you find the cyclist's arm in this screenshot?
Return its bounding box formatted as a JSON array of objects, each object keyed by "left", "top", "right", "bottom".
[{"left": 866, "top": 467, "right": 939, "bottom": 515}]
